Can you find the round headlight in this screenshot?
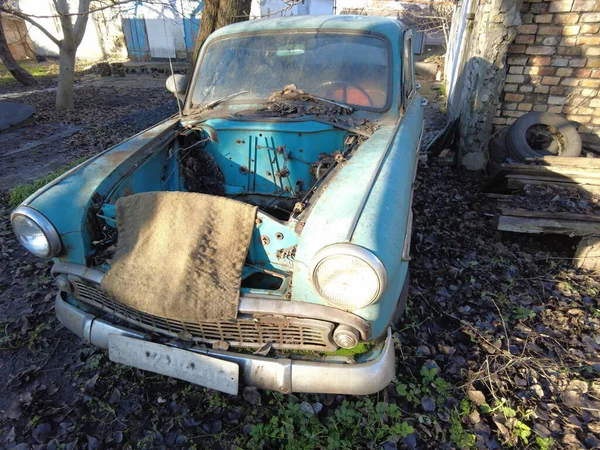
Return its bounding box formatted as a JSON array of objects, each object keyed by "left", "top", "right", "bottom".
[
  {"left": 11, "top": 206, "right": 61, "bottom": 258},
  {"left": 311, "top": 244, "right": 387, "bottom": 310}
]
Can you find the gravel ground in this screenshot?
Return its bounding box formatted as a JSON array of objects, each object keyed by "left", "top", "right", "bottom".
[{"left": 0, "top": 80, "right": 599, "bottom": 449}]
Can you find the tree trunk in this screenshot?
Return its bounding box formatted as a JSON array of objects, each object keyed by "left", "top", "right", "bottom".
[
  {"left": 56, "top": 45, "right": 76, "bottom": 110},
  {"left": 0, "top": 13, "right": 37, "bottom": 86},
  {"left": 189, "top": 0, "right": 251, "bottom": 73}
]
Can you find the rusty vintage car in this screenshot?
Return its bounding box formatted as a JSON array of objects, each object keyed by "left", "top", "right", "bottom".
[{"left": 11, "top": 15, "right": 425, "bottom": 395}]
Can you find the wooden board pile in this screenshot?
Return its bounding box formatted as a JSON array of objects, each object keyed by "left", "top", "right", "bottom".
[{"left": 485, "top": 156, "right": 600, "bottom": 271}]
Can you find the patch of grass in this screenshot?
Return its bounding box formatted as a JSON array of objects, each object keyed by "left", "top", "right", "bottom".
[
  {"left": 513, "top": 306, "right": 536, "bottom": 321},
  {"left": 447, "top": 400, "right": 477, "bottom": 449},
  {"left": 394, "top": 364, "right": 453, "bottom": 407},
  {"left": 27, "top": 323, "right": 46, "bottom": 350},
  {"left": 248, "top": 398, "right": 414, "bottom": 449},
  {"left": 0, "top": 60, "right": 90, "bottom": 87},
  {"left": 536, "top": 436, "right": 555, "bottom": 450},
  {"left": 324, "top": 341, "right": 375, "bottom": 357},
  {"left": 8, "top": 157, "right": 87, "bottom": 207},
  {"left": 0, "top": 61, "right": 60, "bottom": 87}
]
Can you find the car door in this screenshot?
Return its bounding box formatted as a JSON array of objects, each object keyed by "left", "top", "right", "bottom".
[{"left": 400, "top": 30, "right": 423, "bottom": 261}]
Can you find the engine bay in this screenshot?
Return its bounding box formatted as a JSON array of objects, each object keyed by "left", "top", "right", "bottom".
[{"left": 92, "top": 118, "right": 369, "bottom": 292}]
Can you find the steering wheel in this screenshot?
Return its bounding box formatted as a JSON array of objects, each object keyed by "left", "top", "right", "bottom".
[{"left": 315, "top": 81, "right": 375, "bottom": 107}]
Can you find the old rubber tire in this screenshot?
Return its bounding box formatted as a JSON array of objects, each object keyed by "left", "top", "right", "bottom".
[{"left": 506, "top": 112, "right": 582, "bottom": 161}]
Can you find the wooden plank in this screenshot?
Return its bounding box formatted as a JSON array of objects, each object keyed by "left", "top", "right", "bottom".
[
  {"left": 496, "top": 215, "right": 600, "bottom": 236},
  {"left": 486, "top": 163, "right": 600, "bottom": 191},
  {"left": 499, "top": 208, "right": 600, "bottom": 223},
  {"left": 505, "top": 173, "right": 600, "bottom": 186},
  {"left": 525, "top": 156, "right": 600, "bottom": 168},
  {"left": 505, "top": 177, "right": 600, "bottom": 196},
  {"left": 485, "top": 193, "right": 513, "bottom": 199},
  {"left": 500, "top": 164, "right": 600, "bottom": 178}
]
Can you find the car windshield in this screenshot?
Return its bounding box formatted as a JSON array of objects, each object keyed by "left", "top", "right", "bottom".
[{"left": 191, "top": 32, "right": 390, "bottom": 111}]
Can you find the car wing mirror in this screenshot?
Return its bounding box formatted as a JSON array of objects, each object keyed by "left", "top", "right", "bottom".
[{"left": 166, "top": 74, "right": 187, "bottom": 94}]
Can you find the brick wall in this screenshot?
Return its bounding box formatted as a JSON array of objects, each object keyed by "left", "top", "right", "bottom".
[{"left": 494, "top": 0, "right": 600, "bottom": 149}]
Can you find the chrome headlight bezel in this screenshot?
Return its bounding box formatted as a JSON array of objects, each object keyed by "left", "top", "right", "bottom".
[
  {"left": 10, "top": 206, "right": 62, "bottom": 258},
  {"left": 310, "top": 243, "right": 388, "bottom": 310}
]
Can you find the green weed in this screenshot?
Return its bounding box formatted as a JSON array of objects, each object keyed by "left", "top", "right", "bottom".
[
  {"left": 248, "top": 399, "right": 414, "bottom": 449},
  {"left": 449, "top": 417, "right": 476, "bottom": 449},
  {"left": 536, "top": 436, "right": 555, "bottom": 450},
  {"left": 8, "top": 157, "right": 87, "bottom": 207},
  {"left": 447, "top": 399, "right": 477, "bottom": 449},
  {"left": 483, "top": 401, "right": 535, "bottom": 447},
  {"left": 27, "top": 323, "right": 46, "bottom": 350},
  {"left": 513, "top": 306, "right": 536, "bottom": 321},
  {"left": 395, "top": 364, "right": 453, "bottom": 407}
]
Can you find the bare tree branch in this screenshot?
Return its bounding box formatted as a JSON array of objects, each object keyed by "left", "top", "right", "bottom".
[
  {"left": 1, "top": 0, "right": 174, "bottom": 19},
  {"left": 73, "top": 0, "right": 93, "bottom": 46},
  {"left": 399, "top": 1, "right": 454, "bottom": 46},
  {"left": 246, "top": 0, "right": 303, "bottom": 18},
  {"left": 55, "top": 0, "right": 74, "bottom": 46}
]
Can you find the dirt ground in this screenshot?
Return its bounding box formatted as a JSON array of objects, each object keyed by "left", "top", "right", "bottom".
[
  {"left": 0, "top": 76, "right": 176, "bottom": 192},
  {"left": 0, "top": 76, "right": 599, "bottom": 449}
]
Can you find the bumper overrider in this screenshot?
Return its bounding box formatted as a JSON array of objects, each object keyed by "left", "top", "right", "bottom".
[{"left": 55, "top": 293, "right": 395, "bottom": 395}]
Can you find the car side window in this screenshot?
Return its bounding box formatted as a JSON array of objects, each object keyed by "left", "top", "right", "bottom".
[{"left": 403, "top": 36, "right": 414, "bottom": 103}]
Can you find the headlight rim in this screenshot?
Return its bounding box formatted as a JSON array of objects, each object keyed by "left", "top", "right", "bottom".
[
  {"left": 10, "top": 206, "right": 62, "bottom": 258},
  {"left": 310, "top": 243, "right": 387, "bottom": 310}
]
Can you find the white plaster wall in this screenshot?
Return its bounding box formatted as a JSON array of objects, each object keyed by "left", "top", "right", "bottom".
[
  {"left": 335, "top": 0, "right": 403, "bottom": 16},
  {"left": 298, "top": 0, "right": 334, "bottom": 15},
  {"left": 335, "top": 0, "right": 373, "bottom": 10},
  {"left": 250, "top": 0, "right": 262, "bottom": 18},
  {"left": 257, "top": 0, "right": 301, "bottom": 17},
  {"left": 444, "top": 0, "right": 471, "bottom": 119},
  {"left": 20, "top": 0, "right": 105, "bottom": 60}
]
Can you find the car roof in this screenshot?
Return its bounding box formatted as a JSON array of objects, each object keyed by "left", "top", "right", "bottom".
[{"left": 208, "top": 15, "right": 406, "bottom": 41}]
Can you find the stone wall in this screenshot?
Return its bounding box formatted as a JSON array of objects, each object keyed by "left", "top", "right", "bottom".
[
  {"left": 494, "top": 0, "right": 600, "bottom": 150},
  {"left": 445, "top": 0, "right": 523, "bottom": 170}
]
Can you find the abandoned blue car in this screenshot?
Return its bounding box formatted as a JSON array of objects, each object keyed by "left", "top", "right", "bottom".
[{"left": 11, "top": 15, "right": 425, "bottom": 395}]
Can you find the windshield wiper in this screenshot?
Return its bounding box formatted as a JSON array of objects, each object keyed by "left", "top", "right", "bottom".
[
  {"left": 302, "top": 93, "right": 354, "bottom": 112},
  {"left": 193, "top": 90, "right": 250, "bottom": 115},
  {"left": 268, "top": 86, "right": 355, "bottom": 112}
]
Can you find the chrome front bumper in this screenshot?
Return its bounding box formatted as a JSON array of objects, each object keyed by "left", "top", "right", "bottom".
[{"left": 55, "top": 293, "right": 395, "bottom": 395}]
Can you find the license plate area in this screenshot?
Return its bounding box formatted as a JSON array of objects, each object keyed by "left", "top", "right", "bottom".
[{"left": 108, "top": 335, "right": 239, "bottom": 394}]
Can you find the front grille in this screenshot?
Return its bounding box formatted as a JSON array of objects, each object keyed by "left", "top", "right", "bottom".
[{"left": 69, "top": 277, "right": 336, "bottom": 351}]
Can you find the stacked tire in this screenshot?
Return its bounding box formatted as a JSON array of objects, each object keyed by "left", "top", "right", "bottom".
[{"left": 505, "top": 112, "right": 582, "bottom": 161}]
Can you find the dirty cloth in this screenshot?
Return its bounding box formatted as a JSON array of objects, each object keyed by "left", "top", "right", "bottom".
[{"left": 101, "top": 192, "right": 257, "bottom": 322}]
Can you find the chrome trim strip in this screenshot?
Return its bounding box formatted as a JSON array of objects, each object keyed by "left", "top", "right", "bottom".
[
  {"left": 51, "top": 263, "right": 371, "bottom": 339},
  {"left": 402, "top": 122, "right": 423, "bottom": 262},
  {"left": 11, "top": 206, "right": 62, "bottom": 257},
  {"left": 55, "top": 293, "right": 394, "bottom": 395},
  {"left": 291, "top": 327, "right": 394, "bottom": 395},
  {"left": 52, "top": 262, "right": 106, "bottom": 284},
  {"left": 239, "top": 297, "right": 370, "bottom": 339},
  {"left": 309, "top": 243, "right": 388, "bottom": 310},
  {"left": 55, "top": 292, "right": 146, "bottom": 347}
]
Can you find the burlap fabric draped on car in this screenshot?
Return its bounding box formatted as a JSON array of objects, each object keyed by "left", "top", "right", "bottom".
[{"left": 100, "top": 192, "right": 257, "bottom": 322}]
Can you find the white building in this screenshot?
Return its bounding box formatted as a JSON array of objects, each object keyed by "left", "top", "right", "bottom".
[
  {"left": 19, "top": 0, "right": 127, "bottom": 61},
  {"left": 16, "top": 0, "right": 443, "bottom": 63}
]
